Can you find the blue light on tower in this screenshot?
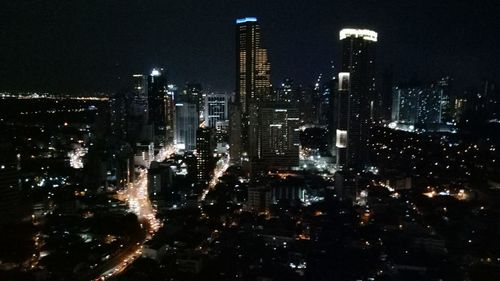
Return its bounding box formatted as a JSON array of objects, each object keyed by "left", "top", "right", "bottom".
[{"left": 236, "top": 17, "right": 257, "bottom": 24}]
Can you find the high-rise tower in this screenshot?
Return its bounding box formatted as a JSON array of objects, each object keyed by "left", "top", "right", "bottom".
[
  {"left": 235, "top": 17, "right": 272, "bottom": 163},
  {"left": 175, "top": 100, "right": 198, "bottom": 151},
  {"left": 148, "top": 68, "right": 175, "bottom": 146},
  {"left": 259, "top": 104, "right": 300, "bottom": 170},
  {"left": 335, "top": 29, "right": 377, "bottom": 170}
]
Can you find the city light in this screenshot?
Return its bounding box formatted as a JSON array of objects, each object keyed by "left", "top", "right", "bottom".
[
  {"left": 339, "top": 28, "right": 378, "bottom": 41},
  {"left": 96, "top": 145, "right": 175, "bottom": 280},
  {"left": 68, "top": 146, "right": 87, "bottom": 169},
  {"left": 150, "top": 69, "right": 161, "bottom": 77},
  {"left": 199, "top": 154, "right": 230, "bottom": 201},
  {"left": 236, "top": 17, "right": 257, "bottom": 24},
  {"left": 1, "top": 5, "right": 499, "bottom": 281}
]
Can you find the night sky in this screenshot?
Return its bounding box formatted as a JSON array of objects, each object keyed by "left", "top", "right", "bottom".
[{"left": 1, "top": 0, "right": 499, "bottom": 93}]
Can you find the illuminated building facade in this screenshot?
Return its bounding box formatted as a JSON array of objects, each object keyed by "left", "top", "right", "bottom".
[
  {"left": 391, "top": 86, "right": 420, "bottom": 124},
  {"left": 196, "top": 127, "right": 215, "bottom": 184},
  {"left": 204, "top": 93, "right": 229, "bottom": 128},
  {"left": 175, "top": 101, "right": 198, "bottom": 151},
  {"left": 259, "top": 104, "right": 300, "bottom": 169},
  {"left": 335, "top": 29, "right": 378, "bottom": 170},
  {"left": 392, "top": 85, "right": 444, "bottom": 126},
  {"left": 235, "top": 17, "right": 272, "bottom": 162}
]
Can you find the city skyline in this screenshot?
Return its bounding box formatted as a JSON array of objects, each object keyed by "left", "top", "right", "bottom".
[
  {"left": 1, "top": 0, "right": 499, "bottom": 93},
  {"left": 1, "top": 2, "right": 500, "bottom": 281}
]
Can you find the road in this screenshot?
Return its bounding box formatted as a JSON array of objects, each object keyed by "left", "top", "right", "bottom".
[
  {"left": 199, "top": 154, "right": 230, "bottom": 202},
  {"left": 90, "top": 145, "right": 174, "bottom": 280}
]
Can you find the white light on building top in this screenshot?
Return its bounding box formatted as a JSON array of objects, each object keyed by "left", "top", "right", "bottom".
[
  {"left": 340, "top": 28, "right": 378, "bottom": 42},
  {"left": 151, "top": 69, "right": 161, "bottom": 77}
]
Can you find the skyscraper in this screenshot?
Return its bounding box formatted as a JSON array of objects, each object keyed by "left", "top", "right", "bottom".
[
  {"left": 129, "top": 74, "right": 149, "bottom": 142},
  {"left": 392, "top": 84, "right": 444, "bottom": 126},
  {"left": 196, "top": 127, "right": 215, "bottom": 184},
  {"left": 276, "top": 78, "right": 294, "bottom": 103},
  {"left": 228, "top": 101, "right": 242, "bottom": 163},
  {"left": 335, "top": 28, "right": 377, "bottom": 170},
  {"left": 148, "top": 68, "right": 175, "bottom": 146},
  {"left": 417, "top": 85, "right": 443, "bottom": 125},
  {"left": 175, "top": 101, "right": 198, "bottom": 151},
  {"left": 235, "top": 17, "right": 272, "bottom": 162},
  {"left": 109, "top": 90, "right": 131, "bottom": 142},
  {"left": 259, "top": 104, "right": 300, "bottom": 170},
  {"left": 132, "top": 74, "right": 148, "bottom": 98},
  {"left": 183, "top": 82, "right": 204, "bottom": 118},
  {"left": 392, "top": 86, "right": 420, "bottom": 124},
  {"left": 204, "top": 93, "right": 229, "bottom": 128}
]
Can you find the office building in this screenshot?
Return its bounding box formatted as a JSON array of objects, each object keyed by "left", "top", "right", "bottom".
[
  {"left": 259, "top": 104, "right": 300, "bottom": 170},
  {"left": 235, "top": 17, "right": 272, "bottom": 162},
  {"left": 196, "top": 127, "right": 215, "bottom": 184},
  {"left": 335, "top": 28, "right": 377, "bottom": 170},
  {"left": 247, "top": 186, "right": 273, "bottom": 213},
  {"left": 109, "top": 90, "right": 131, "bottom": 141},
  {"left": 181, "top": 82, "right": 204, "bottom": 120},
  {"left": 175, "top": 101, "right": 198, "bottom": 151},
  {"left": 228, "top": 101, "right": 242, "bottom": 163},
  {"left": 148, "top": 161, "right": 173, "bottom": 196},
  {"left": 436, "top": 77, "right": 453, "bottom": 123},
  {"left": 132, "top": 74, "right": 148, "bottom": 98},
  {"left": 276, "top": 78, "right": 294, "bottom": 103},
  {"left": 148, "top": 68, "right": 175, "bottom": 146},
  {"left": 204, "top": 93, "right": 229, "bottom": 128},
  {"left": 391, "top": 86, "right": 420, "bottom": 124},
  {"left": 418, "top": 85, "right": 443, "bottom": 124},
  {"left": 391, "top": 85, "right": 444, "bottom": 126}
]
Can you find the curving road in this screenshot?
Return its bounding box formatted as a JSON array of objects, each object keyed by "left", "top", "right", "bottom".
[{"left": 91, "top": 145, "right": 175, "bottom": 280}]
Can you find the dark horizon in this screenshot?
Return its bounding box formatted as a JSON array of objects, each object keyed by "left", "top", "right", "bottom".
[{"left": 1, "top": 0, "right": 499, "bottom": 93}]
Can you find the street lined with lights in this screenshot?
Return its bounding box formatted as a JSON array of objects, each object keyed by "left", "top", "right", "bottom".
[{"left": 94, "top": 145, "right": 175, "bottom": 280}]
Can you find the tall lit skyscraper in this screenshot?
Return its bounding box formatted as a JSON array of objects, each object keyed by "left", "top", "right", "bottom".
[
  {"left": 148, "top": 68, "right": 175, "bottom": 146},
  {"left": 335, "top": 29, "right": 377, "bottom": 170},
  {"left": 235, "top": 17, "right": 272, "bottom": 162},
  {"left": 196, "top": 127, "right": 215, "bottom": 184}
]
